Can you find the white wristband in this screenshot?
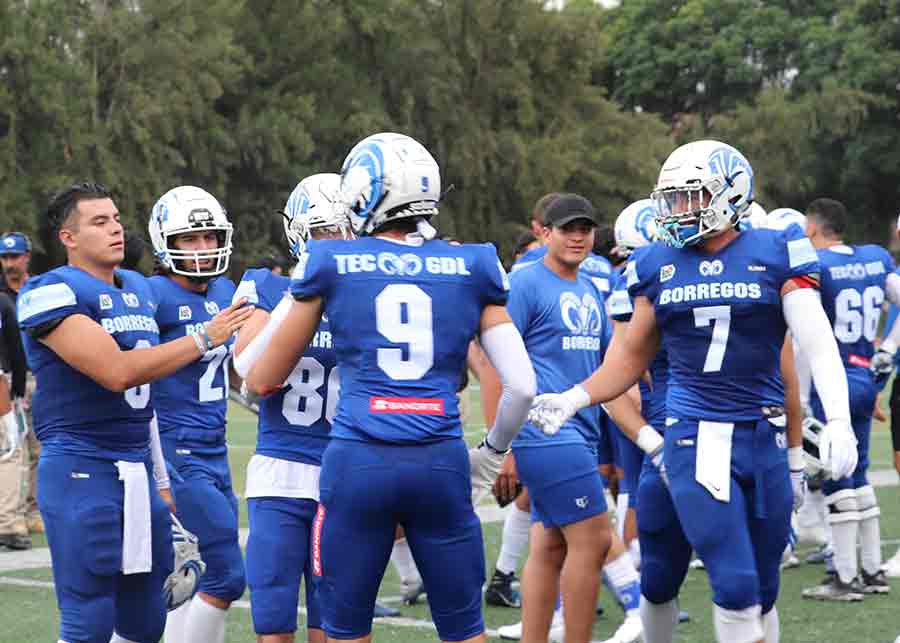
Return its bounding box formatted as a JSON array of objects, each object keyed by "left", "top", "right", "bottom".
[
  {"left": 788, "top": 446, "right": 804, "bottom": 471},
  {"left": 636, "top": 424, "right": 664, "bottom": 455},
  {"left": 565, "top": 385, "right": 592, "bottom": 412},
  {"left": 191, "top": 332, "right": 207, "bottom": 356}
]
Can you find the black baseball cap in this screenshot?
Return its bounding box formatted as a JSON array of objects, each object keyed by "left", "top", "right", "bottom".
[{"left": 543, "top": 194, "right": 597, "bottom": 228}]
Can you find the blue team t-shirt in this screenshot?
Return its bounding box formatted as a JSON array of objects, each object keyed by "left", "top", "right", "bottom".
[
  {"left": 19, "top": 267, "right": 160, "bottom": 461},
  {"left": 291, "top": 237, "right": 508, "bottom": 444},
  {"left": 507, "top": 260, "right": 610, "bottom": 448},
  {"left": 512, "top": 247, "right": 617, "bottom": 301},
  {"left": 626, "top": 227, "right": 819, "bottom": 422},
  {"left": 235, "top": 267, "right": 334, "bottom": 466},
  {"left": 149, "top": 275, "right": 236, "bottom": 453}
]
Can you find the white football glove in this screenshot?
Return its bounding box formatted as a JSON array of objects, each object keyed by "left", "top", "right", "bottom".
[
  {"left": 469, "top": 439, "right": 506, "bottom": 505},
  {"left": 870, "top": 348, "right": 895, "bottom": 376},
  {"left": 788, "top": 446, "right": 806, "bottom": 511},
  {"left": 818, "top": 419, "right": 858, "bottom": 481},
  {"left": 163, "top": 514, "right": 206, "bottom": 611},
  {"left": 527, "top": 386, "right": 591, "bottom": 436}
]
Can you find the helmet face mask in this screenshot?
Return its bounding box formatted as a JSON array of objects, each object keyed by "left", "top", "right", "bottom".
[
  {"left": 149, "top": 186, "right": 233, "bottom": 278},
  {"left": 282, "top": 173, "right": 352, "bottom": 258},
  {"left": 339, "top": 133, "right": 441, "bottom": 237},
  {"left": 651, "top": 140, "right": 754, "bottom": 249}
]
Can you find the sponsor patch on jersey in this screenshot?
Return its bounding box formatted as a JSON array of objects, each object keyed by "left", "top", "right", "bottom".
[
  {"left": 369, "top": 397, "right": 445, "bottom": 415},
  {"left": 848, "top": 354, "right": 871, "bottom": 368},
  {"left": 787, "top": 237, "right": 817, "bottom": 268},
  {"left": 204, "top": 301, "right": 220, "bottom": 316},
  {"left": 660, "top": 264, "right": 675, "bottom": 283},
  {"left": 99, "top": 293, "right": 113, "bottom": 310},
  {"left": 122, "top": 292, "right": 139, "bottom": 307},
  {"left": 178, "top": 305, "right": 192, "bottom": 321},
  {"left": 747, "top": 264, "right": 766, "bottom": 272}
]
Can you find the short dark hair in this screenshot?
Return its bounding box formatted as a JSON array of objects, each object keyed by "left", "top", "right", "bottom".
[
  {"left": 806, "top": 198, "right": 847, "bottom": 238},
  {"left": 531, "top": 193, "right": 562, "bottom": 225},
  {"left": 45, "top": 182, "right": 113, "bottom": 235},
  {"left": 513, "top": 229, "right": 537, "bottom": 257},
  {"left": 593, "top": 223, "right": 618, "bottom": 261}
]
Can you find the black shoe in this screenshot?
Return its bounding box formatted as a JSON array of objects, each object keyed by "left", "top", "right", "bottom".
[
  {"left": 485, "top": 569, "right": 521, "bottom": 608},
  {"left": 802, "top": 574, "right": 864, "bottom": 602},
  {"left": 0, "top": 533, "right": 31, "bottom": 551},
  {"left": 859, "top": 569, "right": 891, "bottom": 595}
]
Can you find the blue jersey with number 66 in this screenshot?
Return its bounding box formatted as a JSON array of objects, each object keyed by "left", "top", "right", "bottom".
[{"left": 291, "top": 237, "right": 508, "bottom": 444}]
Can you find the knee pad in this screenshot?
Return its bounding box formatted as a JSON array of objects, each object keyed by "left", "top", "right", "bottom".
[
  {"left": 713, "top": 604, "right": 763, "bottom": 643},
  {"left": 77, "top": 503, "right": 123, "bottom": 577},
  {"left": 60, "top": 594, "right": 116, "bottom": 643},
  {"left": 856, "top": 485, "right": 880, "bottom": 520},
  {"left": 199, "top": 538, "right": 247, "bottom": 602},
  {"left": 641, "top": 561, "right": 681, "bottom": 605},
  {"left": 826, "top": 488, "right": 860, "bottom": 525},
  {"left": 251, "top": 586, "right": 300, "bottom": 635}
]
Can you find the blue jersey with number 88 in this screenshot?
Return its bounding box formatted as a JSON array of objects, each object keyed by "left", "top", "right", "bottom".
[
  {"left": 627, "top": 226, "right": 819, "bottom": 422},
  {"left": 235, "top": 268, "right": 335, "bottom": 465},
  {"left": 291, "top": 237, "right": 508, "bottom": 444}
]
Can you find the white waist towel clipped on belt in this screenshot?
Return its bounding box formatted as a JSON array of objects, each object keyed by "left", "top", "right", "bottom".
[{"left": 115, "top": 460, "right": 152, "bottom": 574}]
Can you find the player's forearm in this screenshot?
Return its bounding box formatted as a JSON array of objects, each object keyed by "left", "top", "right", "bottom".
[
  {"left": 783, "top": 288, "right": 850, "bottom": 425},
  {"left": 234, "top": 297, "right": 291, "bottom": 379},
  {"left": 580, "top": 331, "right": 652, "bottom": 405},
  {"left": 602, "top": 393, "right": 648, "bottom": 443},
  {"left": 479, "top": 322, "right": 536, "bottom": 451},
  {"left": 117, "top": 335, "right": 209, "bottom": 391},
  {"left": 149, "top": 412, "right": 169, "bottom": 490},
  {"left": 781, "top": 335, "right": 803, "bottom": 448},
  {"left": 469, "top": 341, "right": 502, "bottom": 428},
  {"left": 246, "top": 298, "right": 321, "bottom": 396}
]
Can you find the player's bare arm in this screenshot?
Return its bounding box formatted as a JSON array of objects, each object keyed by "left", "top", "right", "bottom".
[{"left": 40, "top": 299, "right": 251, "bottom": 392}]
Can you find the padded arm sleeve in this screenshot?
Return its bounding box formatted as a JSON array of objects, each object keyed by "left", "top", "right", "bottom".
[
  {"left": 783, "top": 288, "right": 850, "bottom": 425},
  {"left": 880, "top": 273, "right": 900, "bottom": 353},
  {"left": 233, "top": 295, "right": 292, "bottom": 379},
  {"left": 480, "top": 322, "right": 536, "bottom": 451}
]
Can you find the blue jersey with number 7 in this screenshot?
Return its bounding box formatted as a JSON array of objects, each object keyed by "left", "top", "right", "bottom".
[
  {"left": 626, "top": 227, "right": 819, "bottom": 422},
  {"left": 291, "top": 237, "right": 509, "bottom": 444}
]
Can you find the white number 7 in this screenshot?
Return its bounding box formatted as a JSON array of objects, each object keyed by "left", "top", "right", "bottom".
[{"left": 693, "top": 305, "right": 731, "bottom": 373}]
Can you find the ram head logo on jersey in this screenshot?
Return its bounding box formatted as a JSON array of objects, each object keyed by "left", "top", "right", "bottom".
[
  {"left": 204, "top": 301, "right": 220, "bottom": 316},
  {"left": 699, "top": 260, "right": 724, "bottom": 276},
  {"left": 377, "top": 252, "right": 423, "bottom": 276},
  {"left": 559, "top": 292, "right": 602, "bottom": 336},
  {"left": 122, "top": 292, "right": 139, "bottom": 308}
]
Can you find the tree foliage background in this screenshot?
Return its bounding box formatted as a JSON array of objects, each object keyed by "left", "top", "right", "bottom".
[{"left": 2, "top": 0, "right": 899, "bottom": 276}]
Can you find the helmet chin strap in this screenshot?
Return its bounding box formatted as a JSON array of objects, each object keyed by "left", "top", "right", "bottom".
[{"left": 415, "top": 218, "right": 437, "bottom": 241}]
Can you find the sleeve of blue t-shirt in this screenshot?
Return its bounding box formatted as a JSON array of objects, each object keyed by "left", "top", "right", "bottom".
[
  {"left": 473, "top": 244, "right": 510, "bottom": 307},
  {"left": 17, "top": 272, "right": 88, "bottom": 333},
  {"left": 505, "top": 270, "right": 533, "bottom": 337},
  {"left": 290, "top": 242, "right": 334, "bottom": 301}
]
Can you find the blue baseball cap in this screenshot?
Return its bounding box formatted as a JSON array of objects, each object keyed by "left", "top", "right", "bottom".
[{"left": 0, "top": 233, "right": 31, "bottom": 256}]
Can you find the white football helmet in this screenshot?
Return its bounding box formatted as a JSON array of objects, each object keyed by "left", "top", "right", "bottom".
[
  {"left": 282, "top": 173, "right": 351, "bottom": 258},
  {"left": 802, "top": 416, "right": 826, "bottom": 479},
  {"left": 613, "top": 199, "right": 657, "bottom": 257},
  {"left": 651, "top": 140, "right": 755, "bottom": 248},
  {"left": 339, "top": 132, "right": 440, "bottom": 236},
  {"left": 149, "top": 186, "right": 233, "bottom": 277},
  {"left": 767, "top": 207, "right": 807, "bottom": 232}
]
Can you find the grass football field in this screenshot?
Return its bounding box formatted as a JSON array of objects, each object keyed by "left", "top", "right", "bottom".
[{"left": 1, "top": 387, "right": 898, "bottom": 642}]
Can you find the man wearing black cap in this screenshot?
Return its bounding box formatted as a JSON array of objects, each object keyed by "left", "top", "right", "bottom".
[
  {"left": 0, "top": 232, "right": 33, "bottom": 547},
  {"left": 500, "top": 194, "right": 616, "bottom": 643}
]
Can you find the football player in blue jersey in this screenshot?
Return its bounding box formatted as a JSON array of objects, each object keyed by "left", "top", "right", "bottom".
[
  {"left": 19, "top": 182, "right": 250, "bottom": 643},
  {"left": 147, "top": 186, "right": 244, "bottom": 643},
  {"left": 232, "top": 173, "right": 351, "bottom": 643},
  {"left": 800, "top": 198, "right": 900, "bottom": 600},
  {"left": 530, "top": 140, "right": 858, "bottom": 643},
  {"left": 247, "top": 132, "right": 536, "bottom": 643}
]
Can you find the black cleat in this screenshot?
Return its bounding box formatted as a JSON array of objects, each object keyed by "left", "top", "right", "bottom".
[
  {"left": 485, "top": 569, "right": 521, "bottom": 608},
  {"left": 0, "top": 533, "right": 31, "bottom": 551}
]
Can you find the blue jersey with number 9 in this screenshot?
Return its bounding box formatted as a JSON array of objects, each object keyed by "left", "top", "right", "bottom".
[
  {"left": 627, "top": 226, "right": 819, "bottom": 422},
  {"left": 149, "top": 275, "right": 236, "bottom": 454},
  {"left": 291, "top": 237, "right": 508, "bottom": 444},
  {"left": 19, "top": 267, "right": 160, "bottom": 460},
  {"left": 235, "top": 268, "right": 335, "bottom": 465}
]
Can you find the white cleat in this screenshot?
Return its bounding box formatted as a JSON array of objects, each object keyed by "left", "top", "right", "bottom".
[
  {"left": 498, "top": 609, "right": 564, "bottom": 641},
  {"left": 881, "top": 548, "right": 900, "bottom": 578},
  {"left": 601, "top": 614, "right": 643, "bottom": 643}
]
